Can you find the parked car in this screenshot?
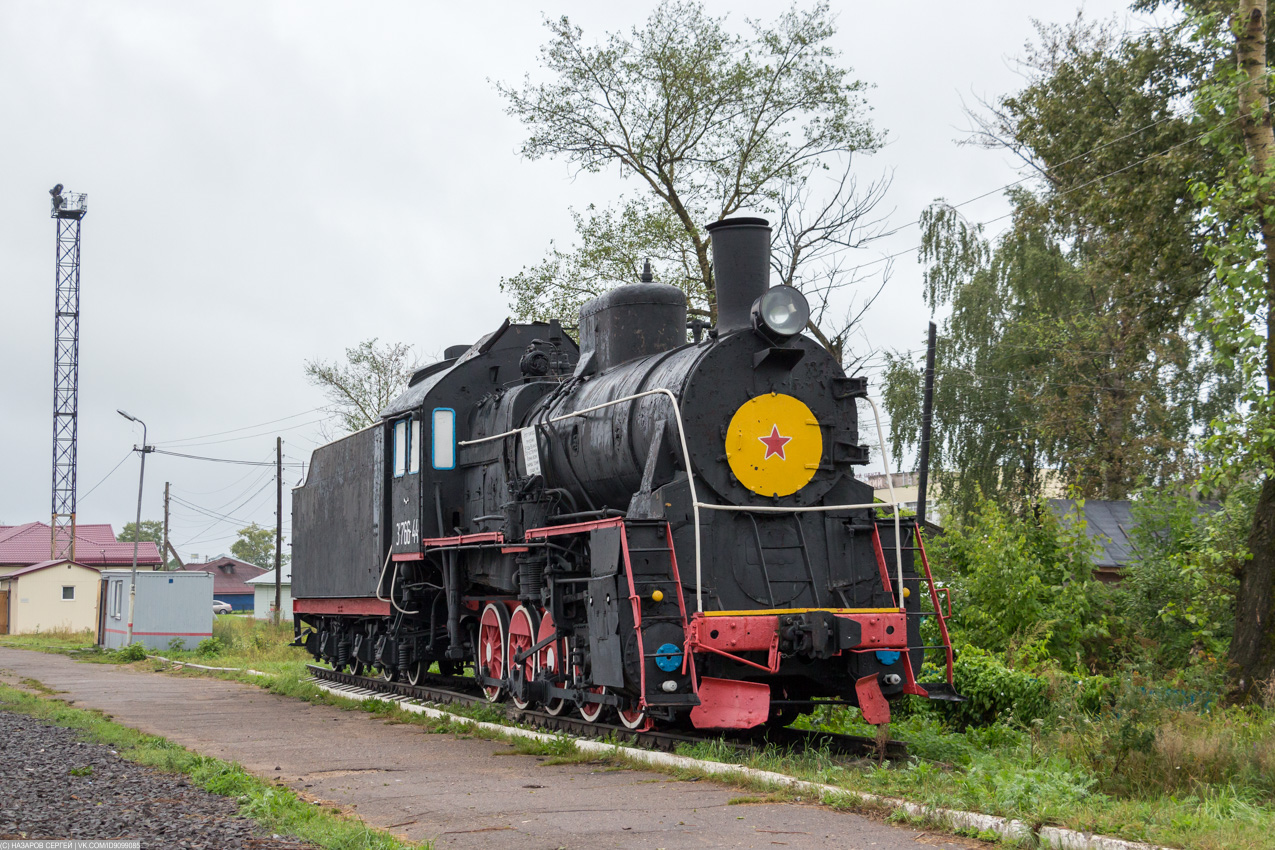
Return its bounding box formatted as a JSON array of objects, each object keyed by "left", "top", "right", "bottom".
[{"left": 212, "top": 600, "right": 233, "bottom": 615}]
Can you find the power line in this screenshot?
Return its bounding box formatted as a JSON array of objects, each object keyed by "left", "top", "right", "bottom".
[
  {"left": 173, "top": 485, "right": 273, "bottom": 524},
  {"left": 156, "top": 417, "right": 328, "bottom": 450},
  {"left": 217, "top": 469, "right": 276, "bottom": 513},
  {"left": 79, "top": 450, "right": 134, "bottom": 503},
  {"left": 172, "top": 452, "right": 276, "bottom": 496},
  {"left": 173, "top": 481, "right": 276, "bottom": 548},
  {"left": 152, "top": 448, "right": 304, "bottom": 467},
  {"left": 156, "top": 406, "right": 330, "bottom": 446},
  {"left": 194, "top": 465, "right": 275, "bottom": 515},
  {"left": 875, "top": 110, "right": 1192, "bottom": 241},
  {"left": 170, "top": 494, "right": 262, "bottom": 528},
  {"left": 840, "top": 117, "right": 1243, "bottom": 280},
  {"left": 942, "top": 363, "right": 1234, "bottom": 395}
]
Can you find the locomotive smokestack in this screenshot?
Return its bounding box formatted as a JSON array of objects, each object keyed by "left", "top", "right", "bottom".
[{"left": 707, "top": 217, "right": 771, "bottom": 333}]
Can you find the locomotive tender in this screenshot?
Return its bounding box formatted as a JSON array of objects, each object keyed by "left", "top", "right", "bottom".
[{"left": 292, "top": 217, "right": 957, "bottom": 731}]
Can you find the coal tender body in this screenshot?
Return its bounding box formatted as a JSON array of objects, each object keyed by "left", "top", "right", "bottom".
[{"left": 292, "top": 217, "right": 959, "bottom": 731}]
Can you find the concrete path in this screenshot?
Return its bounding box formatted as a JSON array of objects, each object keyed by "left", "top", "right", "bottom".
[{"left": 0, "top": 648, "right": 979, "bottom": 850}]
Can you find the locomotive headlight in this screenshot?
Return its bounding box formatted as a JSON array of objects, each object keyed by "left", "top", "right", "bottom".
[{"left": 751, "top": 285, "right": 810, "bottom": 340}]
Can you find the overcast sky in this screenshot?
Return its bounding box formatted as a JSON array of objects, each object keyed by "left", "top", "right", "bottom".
[{"left": 1, "top": 0, "right": 1158, "bottom": 559}]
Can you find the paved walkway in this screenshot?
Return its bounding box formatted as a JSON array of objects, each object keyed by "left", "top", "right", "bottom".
[{"left": 0, "top": 648, "right": 977, "bottom": 849}]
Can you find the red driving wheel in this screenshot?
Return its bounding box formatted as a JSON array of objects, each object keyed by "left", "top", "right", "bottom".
[
  {"left": 508, "top": 605, "right": 540, "bottom": 710},
  {"left": 477, "top": 603, "right": 509, "bottom": 703}
]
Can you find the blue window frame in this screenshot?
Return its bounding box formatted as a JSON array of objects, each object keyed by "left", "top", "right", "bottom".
[{"left": 432, "top": 408, "right": 456, "bottom": 470}]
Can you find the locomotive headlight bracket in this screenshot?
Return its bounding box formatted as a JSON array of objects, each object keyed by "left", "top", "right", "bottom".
[{"left": 751, "top": 285, "right": 810, "bottom": 341}]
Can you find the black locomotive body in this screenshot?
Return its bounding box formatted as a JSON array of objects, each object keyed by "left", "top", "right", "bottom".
[{"left": 292, "top": 218, "right": 957, "bottom": 730}]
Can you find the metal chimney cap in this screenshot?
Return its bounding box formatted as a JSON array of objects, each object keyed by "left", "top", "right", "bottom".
[{"left": 706, "top": 217, "right": 769, "bottom": 232}]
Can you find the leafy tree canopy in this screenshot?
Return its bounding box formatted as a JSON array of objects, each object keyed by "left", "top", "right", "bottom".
[
  {"left": 304, "top": 338, "right": 418, "bottom": 436},
  {"left": 882, "top": 19, "right": 1243, "bottom": 519},
  {"left": 497, "top": 0, "right": 890, "bottom": 365},
  {"left": 1150, "top": 0, "right": 1275, "bottom": 701},
  {"left": 119, "top": 519, "right": 178, "bottom": 568},
  {"left": 230, "top": 522, "right": 285, "bottom": 571}
]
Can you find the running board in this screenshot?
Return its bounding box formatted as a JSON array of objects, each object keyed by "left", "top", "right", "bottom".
[{"left": 919, "top": 682, "right": 966, "bottom": 702}]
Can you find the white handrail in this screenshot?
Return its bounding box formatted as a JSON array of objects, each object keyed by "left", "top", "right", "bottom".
[
  {"left": 864, "top": 395, "right": 904, "bottom": 604},
  {"left": 457, "top": 390, "right": 906, "bottom": 612}
]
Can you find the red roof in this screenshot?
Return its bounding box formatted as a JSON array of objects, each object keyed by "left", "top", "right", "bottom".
[
  {"left": 180, "top": 556, "right": 267, "bottom": 595},
  {"left": 3, "top": 559, "right": 101, "bottom": 579},
  {"left": 0, "top": 521, "right": 162, "bottom": 567}
]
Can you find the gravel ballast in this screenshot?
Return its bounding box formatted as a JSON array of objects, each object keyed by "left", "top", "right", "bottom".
[{"left": 0, "top": 710, "right": 316, "bottom": 848}]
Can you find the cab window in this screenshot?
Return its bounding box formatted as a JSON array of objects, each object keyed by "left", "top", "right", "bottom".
[
  {"left": 393, "top": 419, "right": 408, "bottom": 477},
  {"left": 409, "top": 419, "right": 421, "bottom": 474}
]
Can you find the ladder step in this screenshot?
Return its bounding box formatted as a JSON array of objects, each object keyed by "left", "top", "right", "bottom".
[{"left": 643, "top": 693, "right": 700, "bottom": 706}]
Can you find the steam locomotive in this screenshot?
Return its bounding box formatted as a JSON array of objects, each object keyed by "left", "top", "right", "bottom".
[{"left": 291, "top": 217, "right": 957, "bottom": 731}]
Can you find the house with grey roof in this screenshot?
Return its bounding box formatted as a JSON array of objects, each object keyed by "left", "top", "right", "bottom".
[{"left": 1048, "top": 498, "right": 1218, "bottom": 583}]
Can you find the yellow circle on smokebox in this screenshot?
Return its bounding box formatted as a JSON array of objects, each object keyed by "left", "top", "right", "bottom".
[{"left": 725, "top": 393, "right": 823, "bottom": 497}]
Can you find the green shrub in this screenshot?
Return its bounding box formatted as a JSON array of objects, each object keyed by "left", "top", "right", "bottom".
[
  {"left": 931, "top": 497, "right": 1113, "bottom": 672},
  {"left": 941, "top": 646, "right": 1050, "bottom": 729},
  {"left": 1118, "top": 485, "right": 1253, "bottom": 671},
  {"left": 113, "top": 643, "right": 147, "bottom": 662},
  {"left": 196, "top": 637, "right": 225, "bottom": 658}
]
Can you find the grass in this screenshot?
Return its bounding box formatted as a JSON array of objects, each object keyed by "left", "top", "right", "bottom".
[
  {"left": 9, "top": 620, "right": 1274, "bottom": 848},
  {"left": 0, "top": 625, "right": 97, "bottom": 651},
  {"left": 787, "top": 705, "right": 1275, "bottom": 850},
  {"left": 0, "top": 681, "right": 423, "bottom": 850}
]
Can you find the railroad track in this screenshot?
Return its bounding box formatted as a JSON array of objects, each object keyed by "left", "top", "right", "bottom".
[{"left": 305, "top": 664, "right": 908, "bottom": 761}]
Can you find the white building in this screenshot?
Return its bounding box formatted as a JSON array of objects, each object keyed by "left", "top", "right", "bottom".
[
  {"left": 248, "top": 565, "right": 292, "bottom": 621},
  {"left": 0, "top": 560, "right": 103, "bottom": 635}
]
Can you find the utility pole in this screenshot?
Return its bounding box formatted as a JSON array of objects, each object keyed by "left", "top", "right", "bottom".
[
  {"left": 274, "top": 436, "right": 282, "bottom": 624},
  {"left": 162, "top": 482, "right": 171, "bottom": 570},
  {"left": 916, "top": 322, "right": 938, "bottom": 528},
  {"left": 117, "top": 410, "right": 151, "bottom": 647}
]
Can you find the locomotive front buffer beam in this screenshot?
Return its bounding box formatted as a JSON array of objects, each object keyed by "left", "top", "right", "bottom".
[{"left": 684, "top": 608, "right": 914, "bottom": 728}]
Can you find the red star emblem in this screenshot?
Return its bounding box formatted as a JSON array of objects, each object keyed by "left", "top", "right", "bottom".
[{"left": 758, "top": 425, "right": 792, "bottom": 460}]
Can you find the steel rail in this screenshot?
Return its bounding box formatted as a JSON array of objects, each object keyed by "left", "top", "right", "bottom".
[{"left": 305, "top": 664, "right": 907, "bottom": 760}]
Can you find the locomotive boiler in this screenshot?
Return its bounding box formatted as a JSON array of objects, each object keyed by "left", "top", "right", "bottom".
[{"left": 291, "top": 217, "right": 958, "bottom": 731}]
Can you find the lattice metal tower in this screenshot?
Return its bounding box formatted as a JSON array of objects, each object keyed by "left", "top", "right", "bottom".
[{"left": 50, "top": 184, "right": 88, "bottom": 561}]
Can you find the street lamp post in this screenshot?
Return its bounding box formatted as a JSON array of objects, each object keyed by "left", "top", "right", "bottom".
[{"left": 118, "top": 409, "right": 152, "bottom": 646}]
